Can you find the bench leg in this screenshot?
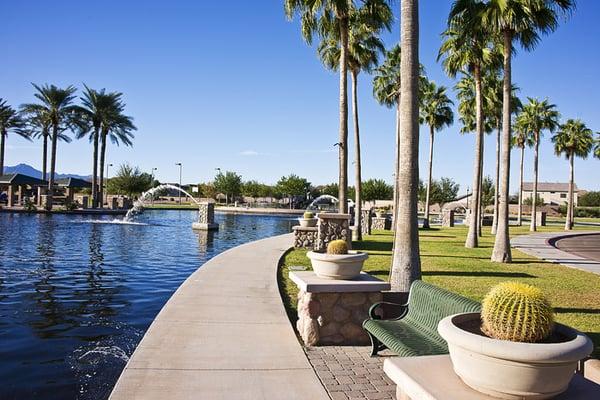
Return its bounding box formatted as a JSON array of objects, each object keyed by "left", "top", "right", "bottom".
[{"left": 367, "top": 332, "right": 387, "bottom": 356}]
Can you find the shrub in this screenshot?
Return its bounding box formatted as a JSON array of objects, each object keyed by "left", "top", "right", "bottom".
[
  {"left": 303, "top": 211, "right": 314, "bottom": 219},
  {"left": 64, "top": 199, "right": 79, "bottom": 211},
  {"left": 326, "top": 240, "right": 348, "bottom": 255},
  {"left": 481, "top": 282, "right": 554, "bottom": 343},
  {"left": 23, "top": 198, "right": 37, "bottom": 212}
]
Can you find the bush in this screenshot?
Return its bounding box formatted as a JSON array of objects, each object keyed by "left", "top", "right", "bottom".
[
  {"left": 481, "top": 282, "right": 554, "bottom": 343},
  {"left": 557, "top": 205, "right": 600, "bottom": 218},
  {"left": 23, "top": 198, "right": 37, "bottom": 212},
  {"left": 523, "top": 195, "right": 544, "bottom": 206},
  {"left": 326, "top": 240, "right": 348, "bottom": 255},
  {"left": 64, "top": 199, "right": 79, "bottom": 211},
  {"left": 579, "top": 191, "right": 600, "bottom": 207}
]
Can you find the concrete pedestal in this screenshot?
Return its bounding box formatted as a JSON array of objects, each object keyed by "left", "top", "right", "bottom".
[
  {"left": 442, "top": 210, "right": 455, "bottom": 227},
  {"left": 316, "top": 213, "right": 351, "bottom": 251},
  {"left": 192, "top": 202, "right": 218, "bottom": 230},
  {"left": 536, "top": 211, "right": 547, "bottom": 226},
  {"left": 293, "top": 226, "right": 317, "bottom": 249},
  {"left": 290, "top": 271, "right": 390, "bottom": 346},
  {"left": 371, "top": 216, "right": 391, "bottom": 231}
]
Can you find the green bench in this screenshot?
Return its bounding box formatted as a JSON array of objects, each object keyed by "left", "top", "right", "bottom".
[{"left": 362, "top": 280, "right": 481, "bottom": 356}]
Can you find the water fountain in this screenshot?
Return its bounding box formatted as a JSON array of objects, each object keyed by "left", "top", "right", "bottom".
[{"left": 306, "top": 194, "right": 339, "bottom": 211}]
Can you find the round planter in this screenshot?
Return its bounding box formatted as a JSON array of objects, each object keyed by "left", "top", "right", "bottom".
[
  {"left": 307, "top": 250, "right": 368, "bottom": 280},
  {"left": 298, "top": 218, "right": 317, "bottom": 228},
  {"left": 438, "top": 312, "right": 593, "bottom": 400}
]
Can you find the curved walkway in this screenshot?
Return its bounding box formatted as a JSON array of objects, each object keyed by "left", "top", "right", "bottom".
[
  {"left": 110, "top": 233, "right": 329, "bottom": 400},
  {"left": 511, "top": 231, "right": 600, "bottom": 275}
]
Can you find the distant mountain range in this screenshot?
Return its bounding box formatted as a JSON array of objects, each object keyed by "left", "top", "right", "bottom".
[{"left": 4, "top": 164, "right": 91, "bottom": 181}]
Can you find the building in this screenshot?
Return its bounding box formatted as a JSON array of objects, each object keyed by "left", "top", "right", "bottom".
[{"left": 522, "top": 182, "right": 579, "bottom": 206}]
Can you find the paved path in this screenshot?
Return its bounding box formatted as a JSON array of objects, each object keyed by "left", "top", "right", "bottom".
[
  {"left": 511, "top": 231, "right": 600, "bottom": 275},
  {"left": 110, "top": 233, "right": 329, "bottom": 400},
  {"left": 306, "top": 346, "right": 396, "bottom": 400}
]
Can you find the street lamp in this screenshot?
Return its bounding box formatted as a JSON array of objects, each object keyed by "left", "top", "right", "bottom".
[
  {"left": 105, "top": 163, "right": 113, "bottom": 206},
  {"left": 175, "top": 163, "right": 182, "bottom": 204},
  {"left": 215, "top": 167, "right": 225, "bottom": 204}
]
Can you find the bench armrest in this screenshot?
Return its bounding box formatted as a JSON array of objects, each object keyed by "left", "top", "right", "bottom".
[{"left": 368, "top": 301, "right": 409, "bottom": 320}]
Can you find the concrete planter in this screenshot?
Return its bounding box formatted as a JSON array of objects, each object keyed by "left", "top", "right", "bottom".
[
  {"left": 438, "top": 312, "right": 593, "bottom": 400},
  {"left": 375, "top": 212, "right": 385, "bottom": 218},
  {"left": 298, "top": 218, "right": 317, "bottom": 228},
  {"left": 307, "top": 251, "right": 368, "bottom": 280}
]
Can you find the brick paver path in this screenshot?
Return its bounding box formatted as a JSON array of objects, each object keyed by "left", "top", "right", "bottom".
[{"left": 305, "top": 346, "right": 396, "bottom": 400}]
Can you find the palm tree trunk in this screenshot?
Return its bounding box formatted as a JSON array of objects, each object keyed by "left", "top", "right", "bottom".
[
  {"left": 351, "top": 69, "right": 362, "bottom": 241},
  {"left": 492, "top": 30, "right": 513, "bottom": 263},
  {"left": 42, "top": 132, "right": 48, "bottom": 181},
  {"left": 565, "top": 151, "right": 574, "bottom": 230},
  {"left": 0, "top": 132, "right": 5, "bottom": 176},
  {"left": 491, "top": 121, "right": 500, "bottom": 234},
  {"left": 91, "top": 128, "right": 100, "bottom": 208},
  {"left": 337, "top": 17, "right": 349, "bottom": 214},
  {"left": 478, "top": 140, "right": 484, "bottom": 237},
  {"left": 518, "top": 146, "right": 524, "bottom": 226},
  {"left": 393, "top": 101, "right": 401, "bottom": 226},
  {"left": 99, "top": 131, "right": 107, "bottom": 209},
  {"left": 465, "top": 65, "right": 483, "bottom": 248},
  {"left": 390, "top": 0, "right": 421, "bottom": 293},
  {"left": 530, "top": 133, "right": 540, "bottom": 231},
  {"left": 47, "top": 124, "right": 59, "bottom": 211},
  {"left": 423, "top": 126, "right": 434, "bottom": 229}
]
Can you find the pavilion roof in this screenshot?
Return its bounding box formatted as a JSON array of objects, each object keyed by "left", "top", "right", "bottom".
[
  {"left": 55, "top": 177, "right": 92, "bottom": 188},
  {"left": 0, "top": 173, "right": 47, "bottom": 186}
]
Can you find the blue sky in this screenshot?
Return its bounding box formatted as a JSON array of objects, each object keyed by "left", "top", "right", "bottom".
[{"left": 2, "top": 1, "right": 599, "bottom": 193}]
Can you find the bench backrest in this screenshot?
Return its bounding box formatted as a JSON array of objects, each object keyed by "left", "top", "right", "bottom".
[{"left": 403, "top": 280, "right": 481, "bottom": 335}]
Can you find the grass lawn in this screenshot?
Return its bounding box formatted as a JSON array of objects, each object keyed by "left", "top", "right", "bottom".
[
  {"left": 279, "top": 224, "right": 600, "bottom": 356},
  {"left": 145, "top": 204, "right": 199, "bottom": 210}
]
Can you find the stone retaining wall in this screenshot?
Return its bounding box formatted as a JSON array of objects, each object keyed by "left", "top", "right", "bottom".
[{"left": 293, "top": 226, "right": 317, "bottom": 249}]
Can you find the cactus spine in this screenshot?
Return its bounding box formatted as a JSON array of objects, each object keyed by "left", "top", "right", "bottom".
[
  {"left": 326, "top": 239, "right": 349, "bottom": 255},
  {"left": 481, "top": 282, "right": 554, "bottom": 343}
]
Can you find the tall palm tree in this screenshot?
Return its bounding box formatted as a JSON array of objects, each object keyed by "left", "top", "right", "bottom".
[
  {"left": 77, "top": 85, "right": 123, "bottom": 208},
  {"left": 318, "top": 13, "right": 389, "bottom": 240},
  {"left": 419, "top": 80, "right": 454, "bottom": 228},
  {"left": 512, "top": 119, "right": 534, "bottom": 226},
  {"left": 390, "top": 0, "right": 421, "bottom": 293},
  {"left": 439, "top": 1, "right": 498, "bottom": 248},
  {"left": 98, "top": 97, "right": 136, "bottom": 207},
  {"left": 285, "top": 0, "right": 391, "bottom": 214},
  {"left": 516, "top": 98, "right": 560, "bottom": 231},
  {"left": 0, "top": 99, "right": 29, "bottom": 175},
  {"left": 484, "top": 0, "right": 575, "bottom": 262},
  {"left": 20, "top": 104, "right": 71, "bottom": 182},
  {"left": 22, "top": 84, "right": 80, "bottom": 209},
  {"left": 552, "top": 119, "right": 594, "bottom": 230},
  {"left": 595, "top": 133, "right": 600, "bottom": 159}
]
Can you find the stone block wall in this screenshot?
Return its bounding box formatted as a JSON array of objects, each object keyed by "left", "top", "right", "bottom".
[
  {"left": 316, "top": 213, "right": 351, "bottom": 251},
  {"left": 198, "top": 202, "right": 215, "bottom": 224},
  {"left": 293, "top": 226, "right": 317, "bottom": 249},
  {"left": 360, "top": 210, "right": 372, "bottom": 237},
  {"left": 371, "top": 217, "right": 390, "bottom": 231},
  {"left": 297, "top": 291, "right": 382, "bottom": 346}
]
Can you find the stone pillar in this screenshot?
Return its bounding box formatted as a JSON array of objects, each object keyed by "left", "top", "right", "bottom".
[
  {"left": 361, "top": 209, "right": 372, "bottom": 237},
  {"left": 7, "top": 185, "right": 14, "bottom": 207},
  {"left": 108, "top": 196, "right": 118, "bottom": 209},
  {"left": 80, "top": 196, "right": 89, "bottom": 209},
  {"left": 16, "top": 185, "right": 23, "bottom": 205},
  {"left": 36, "top": 187, "right": 44, "bottom": 206},
  {"left": 40, "top": 195, "right": 49, "bottom": 209},
  {"left": 66, "top": 188, "right": 74, "bottom": 202},
  {"left": 536, "top": 211, "right": 547, "bottom": 227},
  {"left": 316, "top": 213, "right": 351, "bottom": 251},
  {"left": 192, "top": 202, "right": 218, "bottom": 230},
  {"left": 442, "top": 210, "right": 455, "bottom": 227},
  {"left": 371, "top": 217, "right": 390, "bottom": 231},
  {"left": 291, "top": 271, "right": 390, "bottom": 346},
  {"left": 293, "top": 226, "right": 317, "bottom": 249}
]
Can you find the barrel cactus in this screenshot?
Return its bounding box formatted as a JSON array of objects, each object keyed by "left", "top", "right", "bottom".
[
  {"left": 303, "top": 211, "right": 314, "bottom": 219},
  {"left": 326, "top": 240, "right": 348, "bottom": 255},
  {"left": 481, "top": 282, "right": 554, "bottom": 343}
]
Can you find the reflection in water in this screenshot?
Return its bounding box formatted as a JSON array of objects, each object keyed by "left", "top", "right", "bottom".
[{"left": 0, "top": 211, "right": 292, "bottom": 400}]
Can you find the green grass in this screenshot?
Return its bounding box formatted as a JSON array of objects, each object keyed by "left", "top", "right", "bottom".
[
  {"left": 145, "top": 204, "right": 199, "bottom": 210},
  {"left": 279, "top": 224, "right": 600, "bottom": 356}
]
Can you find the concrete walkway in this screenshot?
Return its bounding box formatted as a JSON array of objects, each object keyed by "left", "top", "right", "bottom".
[
  {"left": 110, "top": 233, "right": 329, "bottom": 400},
  {"left": 512, "top": 231, "right": 600, "bottom": 275}
]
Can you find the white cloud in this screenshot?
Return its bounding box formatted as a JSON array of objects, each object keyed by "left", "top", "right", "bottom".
[{"left": 240, "top": 150, "right": 260, "bottom": 156}]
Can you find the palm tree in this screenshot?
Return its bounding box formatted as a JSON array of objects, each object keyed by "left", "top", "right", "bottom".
[
  {"left": 552, "top": 119, "right": 594, "bottom": 230},
  {"left": 515, "top": 98, "right": 560, "bottom": 231},
  {"left": 484, "top": 0, "right": 575, "bottom": 262},
  {"left": 97, "top": 97, "right": 136, "bottom": 207},
  {"left": 439, "top": 1, "right": 498, "bottom": 248},
  {"left": 0, "top": 99, "right": 29, "bottom": 175},
  {"left": 512, "top": 120, "right": 534, "bottom": 226},
  {"left": 22, "top": 84, "right": 80, "bottom": 209},
  {"left": 77, "top": 85, "right": 123, "bottom": 208},
  {"left": 419, "top": 80, "right": 454, "bottom": 228},
  {"left": 595, "top": 133, "right": 600, "bottom": 159},
  {"left": 20, "top": 104, "right": 71, "bottom": 182},
  {"left": 390, "top": 0, "right": 421, "bottom": 293},
  {"left": 285, "top": 0, "right": 391, "bottom": 214},
  {"left": 319, "top": 16, "right": 388, "bottom": 240}
]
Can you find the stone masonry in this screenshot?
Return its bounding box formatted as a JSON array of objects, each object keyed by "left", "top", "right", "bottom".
[
  {"left": 361, "top": 209, "right": 372, "bottom": 237},
  {"left": 192, "top": 202, "right": 218, "bottom": 230},
  {"left": 293, "top": 226, "right": 318, "bottom": 249},
  {"left": 370, "top": 217, "right": 390, "bottom": 231},
  {"left": 316, "top": 213, "right": 352, "bottom": 251}
]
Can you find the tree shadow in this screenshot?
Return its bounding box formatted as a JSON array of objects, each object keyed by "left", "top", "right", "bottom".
[
  {"left": 356, "top": 240, "right": 393, "bottom": 252},
  {"left": 554, "top": 307, "right": 600, "bottom": 315},
  {"left": 422, "top": 271, "right": 536, "bottom": 278}
]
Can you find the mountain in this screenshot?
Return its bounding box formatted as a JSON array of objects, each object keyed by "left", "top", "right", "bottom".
[{"left": 4, "top": 164, "right": 91, "bottom": 180}]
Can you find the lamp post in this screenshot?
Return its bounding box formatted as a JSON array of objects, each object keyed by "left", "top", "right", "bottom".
[
  {"left": 151, "top": 167, "right": 158, "bottom": 205},
  {"left": 176, "top": 163, "right": 182, "bottom": 205},
  {"left": 215, "top": 167, "right": 225, "bottom": 205},
  {"left": 105, "top": 163, "right": 113, "bottom": 206}
]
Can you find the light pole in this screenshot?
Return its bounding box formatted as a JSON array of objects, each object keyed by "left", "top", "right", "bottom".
[
  {"left": 105, "top": 163, "right": 113, "bottom": 206},
  {"left": 215, "top": 167, "right": 225, "bottom": 204},
  {"left": 176, "top": 163, "right": 182, "bottom": 205},
  {"left": 151, "top": 168, "right": 158, "bottom": 205}
]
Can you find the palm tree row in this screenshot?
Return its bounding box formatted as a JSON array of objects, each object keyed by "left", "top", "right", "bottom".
[{"left": 3, "top": 83, "right": 136, "bottom": 210}]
